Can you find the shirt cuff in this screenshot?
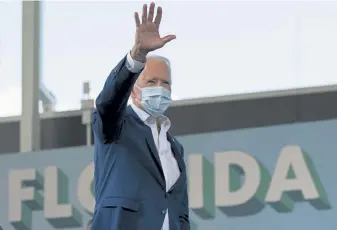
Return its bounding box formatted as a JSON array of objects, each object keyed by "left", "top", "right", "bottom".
[{"left": 126, "top": 52, "right": 146, "bottom": 73}]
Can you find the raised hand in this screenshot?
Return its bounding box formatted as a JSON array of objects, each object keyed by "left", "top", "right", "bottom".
[{"left": 131, "top": 2, "right": 176, "bottom": 62}]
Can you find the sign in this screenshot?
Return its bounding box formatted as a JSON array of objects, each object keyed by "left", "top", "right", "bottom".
[{"left": 0, "top": 119, "right": 336, "bottom": 230}]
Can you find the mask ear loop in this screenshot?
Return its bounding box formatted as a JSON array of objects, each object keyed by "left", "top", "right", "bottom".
[
  {"left": 134, "top": 84, "right": 142, "bottom": 105},
  {"left": 134, "top": 84, "right": 141, "bottom": 90}
]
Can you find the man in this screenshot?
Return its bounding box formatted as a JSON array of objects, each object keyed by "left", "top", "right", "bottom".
[{"left": 91, "top": 2, "right": 190, "bottom": 230}]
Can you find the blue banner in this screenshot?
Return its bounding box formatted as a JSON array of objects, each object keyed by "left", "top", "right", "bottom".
[{"left": 0, "top": 119, "right": 336, "bottom": 230}]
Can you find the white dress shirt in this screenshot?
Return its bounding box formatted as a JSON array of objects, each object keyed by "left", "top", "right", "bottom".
[{"left": 126, "top": 53, "right": 180, "bottom": 230}]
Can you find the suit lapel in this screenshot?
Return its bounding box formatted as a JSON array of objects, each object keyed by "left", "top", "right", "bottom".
[
  {"left": 167, "top": 133, "right": 185, "bottom": 173},
  {"left": 126, "top": 106, "right": 186, "bottom": 192},
  {"left": 145, "top": 131, "right": 166, "bottom": 187},
  {"left": 126, "top": 106, "right": 166, "bottom": 190},
  {"left": 167, "top": 133, "right": 186, "bottom": 193}
]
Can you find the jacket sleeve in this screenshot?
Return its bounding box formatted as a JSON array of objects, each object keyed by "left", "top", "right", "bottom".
[
  {"left": 92, "top": 55, "right": 141, "bottom": 143},
  {"left": 180, "top": 145, "right": 190, "bottom": 230}
]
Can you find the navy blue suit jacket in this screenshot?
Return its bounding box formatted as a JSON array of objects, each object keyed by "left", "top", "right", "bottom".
[{"left": 91, "top": 56, "right": 190, "bottom": 230}]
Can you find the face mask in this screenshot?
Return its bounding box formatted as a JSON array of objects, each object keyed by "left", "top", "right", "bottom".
[{"left": 135, "top": 85, "right": 172, "bottom": 117}]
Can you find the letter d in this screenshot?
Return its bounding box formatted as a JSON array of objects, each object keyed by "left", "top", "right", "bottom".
[{"left": 215, "top": 151, "right": 270, "bottom": 216}]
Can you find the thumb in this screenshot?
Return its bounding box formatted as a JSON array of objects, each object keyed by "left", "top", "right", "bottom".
[{"left": 161, "top": 35, "right": 176, "bottom": 45}]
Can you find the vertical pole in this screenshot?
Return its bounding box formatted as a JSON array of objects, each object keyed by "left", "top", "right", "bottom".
[
  {"left": 20, "top": 1, "right": 40, "bottom": 152},
  {"left": 86, "top": 123, "right": 92, "bottom": 146}
]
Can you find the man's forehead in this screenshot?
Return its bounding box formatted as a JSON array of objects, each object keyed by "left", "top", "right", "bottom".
[{"left": 142, "top": 59, "right": 170, "bottom": 79}]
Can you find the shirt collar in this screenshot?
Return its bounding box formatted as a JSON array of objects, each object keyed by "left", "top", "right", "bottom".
[
  {"left": 130, "top": 103, "right": 150, "bottom": 122},
  {"left": 130, "top": 103, "right": 171, "bottom": 127}
]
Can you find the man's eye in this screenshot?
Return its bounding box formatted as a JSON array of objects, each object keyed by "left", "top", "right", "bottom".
[{"left": 148, "top": 80, "right": 155, "bottom": 84}]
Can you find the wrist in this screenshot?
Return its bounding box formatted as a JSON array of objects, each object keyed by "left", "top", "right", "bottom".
[{"left": 131, "top": 45, "right": 147, "bottom": 63}]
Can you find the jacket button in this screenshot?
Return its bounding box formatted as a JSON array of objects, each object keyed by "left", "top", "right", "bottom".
[{"left": 161, "top": 209, "right": 167, "bottom": 215}]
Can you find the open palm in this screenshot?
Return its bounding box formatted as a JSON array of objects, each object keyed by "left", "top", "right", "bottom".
[{"left": 134, "top": 3, "right": 176, "bottom": 54}]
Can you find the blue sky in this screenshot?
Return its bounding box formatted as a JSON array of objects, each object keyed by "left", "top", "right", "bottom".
[{"left": 2, "top": 1, "right": 337, "bottom": 117}]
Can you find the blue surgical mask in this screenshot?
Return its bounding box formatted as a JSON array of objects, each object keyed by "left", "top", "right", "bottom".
[{"left": 135, "top": 85, "right": 172, "bottom": 117}]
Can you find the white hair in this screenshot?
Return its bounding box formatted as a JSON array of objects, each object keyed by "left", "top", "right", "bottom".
[{"left": 146, "top": 54, "right": 172, "bottom": 83}]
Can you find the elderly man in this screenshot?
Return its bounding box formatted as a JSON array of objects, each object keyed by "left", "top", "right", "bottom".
[{"left": 91, "top": 2, "right": 190, "bottom": 230}]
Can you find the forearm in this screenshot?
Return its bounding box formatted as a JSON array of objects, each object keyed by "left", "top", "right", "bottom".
[
  {"left": 98, "top": 49, "right": 148, "bottom": 111},
  {"left": 94, "top": 53, "right": 145, "bottom": 141},
  {"left": 96, "top": 56, "right": 138, "bottom": 110}
]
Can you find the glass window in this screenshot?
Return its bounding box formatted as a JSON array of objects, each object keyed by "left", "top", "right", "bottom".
[
  {"left": 41, "top": 1, "right": 337, "bottom": 112},
  {"left": 0, "top": 1, "right": 22, "bottom": 117}
]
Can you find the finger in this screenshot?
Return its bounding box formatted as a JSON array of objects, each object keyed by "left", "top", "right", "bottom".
[
  {"left": 141, "top": 4, "right": 148, "bottom": 24},
  {"left": 134, "top": 12, "right": 140, "bottom": 27},
  {"left": 154, "top": 6, "right": 162, "bottom": 27},
  {"left": 161, "top": 34, "right": 176, "bottom": 45},
  {"left": 148, "top": 2, "right": 155, "bottom": 22}
]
